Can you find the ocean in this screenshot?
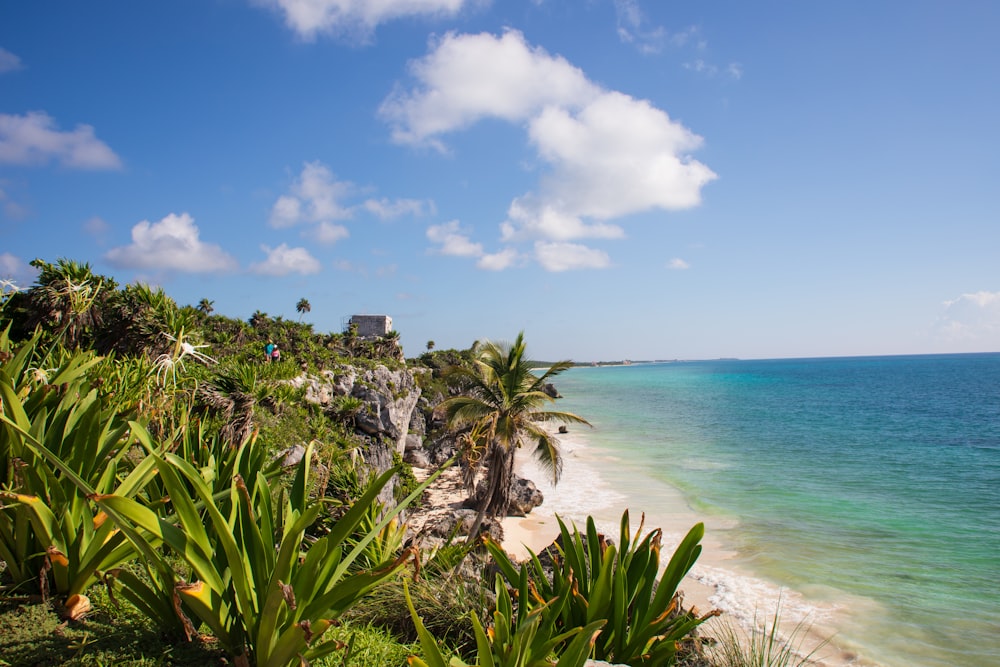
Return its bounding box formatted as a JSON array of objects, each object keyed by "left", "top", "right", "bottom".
[{"left": 538, "top": 354, "right": 1000, "bottom": 667}]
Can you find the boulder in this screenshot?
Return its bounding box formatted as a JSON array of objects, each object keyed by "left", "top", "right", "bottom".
[
  {"left": 403, "top": 448, "right": 431, "bottom": 468},
  {"left": 508, "top": 474, "right": 544, "bottom": 516},
  {"left": 425, "top": 434, "right": 458, "bottom": 465},
  {"left": 277, "top": 444, "right": 306, "bottom": 468},
  {"left": 420, "top": 508, "right": 503, "bottom": 543}
]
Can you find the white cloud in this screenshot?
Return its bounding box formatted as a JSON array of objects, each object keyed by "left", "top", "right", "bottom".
[
  {"left": 250, "top": 243, "right": 321, "bottom": 276},
  {"left": 507, "top": 91, "right": 716, "bottom": 233},
  {"left": 105, "top": 213, "right": 238, "bottom": 273},
  {"left": 269, "top": 161, "right": 353, "bottom": 227},
  {"left": 310, "top": 221, "right": 350, "bottom": 244},
  {"left": 667, "top": 257, "right": 690, "bottom": 270},
  {"left": 0, "top": 252, "right": 38, "bottom": 288},
  {"left": 383, "top": 30, "right": 716, "bottom": 272},
  {"left": 426, "top": 220, "right": 483, "bottom": 257},
  {"left": 256, "top": 0, "right": 468, "bottom": 41},
  {"left": 534, "top": 241, "right": 611, "bottom": 272},
  {"left": 477, "top": 247, "right": 519, "bottom": 271},
  {"left": 501, "top": 199, "right": 625, "bottom": 242},
  {"left": 0, "top": 111, "right": 122, "bottom": 169},
  {"left": 380, "top": 29, "right": 600, "bottom": 148},
  {"left": 0, "top": 48, "right": 22, "bottom": 73},
  {"left": 936, "top": 291, "right": 1000, "bottom": 343}
]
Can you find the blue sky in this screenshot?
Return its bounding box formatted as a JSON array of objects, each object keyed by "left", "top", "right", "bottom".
[{"left": 2, "top": 0, "right": 998, "bottom": 361}]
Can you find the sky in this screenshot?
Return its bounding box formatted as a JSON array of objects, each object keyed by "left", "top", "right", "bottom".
[{"left": 1, "top": 0, "right": 998, "bottom": 362}]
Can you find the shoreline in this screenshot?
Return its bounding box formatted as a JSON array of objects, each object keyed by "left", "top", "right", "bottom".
[{"left": 500, "top": 428, "right": 878, "bottom": 667}]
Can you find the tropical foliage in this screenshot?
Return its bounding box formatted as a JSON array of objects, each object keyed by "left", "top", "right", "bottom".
[
  {"left": 440, "top": 331, "right": 590, "bottom": 538},
  {"left": 486, "top": 511, "right": 717, "bottom": 666},
  {"left": 0, "top": 258, "right": 722, "bottom": 667}
]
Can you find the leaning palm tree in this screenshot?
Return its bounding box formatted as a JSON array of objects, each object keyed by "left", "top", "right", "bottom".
[
  {"left": 197, "top": 298, "right": 214, "bottom": 315},
  {"left": 440, "top": 332, "right": 589, "bottom": 539},
  {"left": 296, "top": 297, "right": 311, "bottom": 321}
]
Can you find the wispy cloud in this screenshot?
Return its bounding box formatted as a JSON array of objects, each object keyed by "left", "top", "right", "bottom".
[
  {"left": 270, "top": 161, "right": 430, "bottom": 245},
  {"left": 0, "top": 48, "right": 23, "bottom": 74},
  {"left": 425, "top": 220, "right": 523, "bottom": 271},
  {"left": 105, "top": 213, "right": 238, "bottom": 273},
  {"left": 427, "top": 220, "right": 483, "bottom": 257},
  {"left": 0, "top": 252, "right": 38, "bottom": 287},
  {"left": 667, "top": 257, "right": 690, "bottom": 270},
  {"left": 936, "top": 291, "right": 1000, "bottom": 344},
  {"left": 0, "top": 183, "right": 29, "bottom": 219},
  {"left": 684, "top": 58, "right": 743, "bottom": 80},
  {"left": 82, "top": 216, "right": 112, "bottom": 243},
  {"left": 613, "top": 0, "right": 667, "bottom": 54},
  {"left": 254, "top": 0, "right": 470, "bottom": 42},
  {"left": 534, "top": 241, "right": 611, "bottom": 272},
  {"left": 363, "top": 197, "right": 434, "bottom": 220},
  {"left": 384, "top": 30, "right": 715, "bottom": 272},
  {"left": 0, "top": 111, "right": 122, "bottom": 170},
  {"left": 250, "top": 243, "right": 321, "bottom": 275}
]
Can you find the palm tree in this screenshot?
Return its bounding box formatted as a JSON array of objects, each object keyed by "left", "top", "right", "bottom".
[
  {"left": 249, "top": 310, "right": 268, "bottom": 329},
  {"left": 296, "top": 298, "right": 311, "bottom": 322},
  {"left": 440, "top": 332, "right": 589, "bottom": 539},
  {"left": 426, "top": 340, "right": 435, "bottom": 351},
  {"left": 26, "top": 258, "right": 114, "bottom": 349},
  {"left": 197, "top": 298, "right": 214, "bottom": 315}
]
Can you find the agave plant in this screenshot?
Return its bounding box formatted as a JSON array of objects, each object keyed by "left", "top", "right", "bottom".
[
  {"left": 47, "top": 434, "right": 451, "bottom": 667},
  {"left": 485, "top": 511, "right": 717, "bottom": 666},
  {"left": 0, "top": 336, "right": 154, "bottom": 613},
  {"left": 405, "top": 575, "right": 605, "bottom": 667}
]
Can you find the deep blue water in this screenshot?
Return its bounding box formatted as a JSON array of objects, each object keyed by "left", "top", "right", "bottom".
[{"left": 552, "top": 354, "right": 1000, "bottom": 667}]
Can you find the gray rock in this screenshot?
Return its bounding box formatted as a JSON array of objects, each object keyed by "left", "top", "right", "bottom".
[
  {"left": 404, "top": 434, "right": 424, "bottom": 451},
  {"left": 350, "top": 365, "right": 421, "bottom": 454},
  {"left": 403, "top": 448, "right": 431, "bottom": 468},
  {"left": 422, "top": 509, "right": 503, "bottom": 543},
  {"left": 508, "top": 474, "right": 544, "bottom": 517},
  {"left": 277, "top": 444, "right": 306, "bottom": 468}
]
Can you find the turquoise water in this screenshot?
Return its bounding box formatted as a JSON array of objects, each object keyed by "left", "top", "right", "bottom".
[{"left": 551, "top": 354, "right": 1000, "bottom": 667}]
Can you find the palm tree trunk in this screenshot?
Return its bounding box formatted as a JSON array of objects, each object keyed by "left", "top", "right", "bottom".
[{"left": 467, "top": 443, "right": 516, "bottom": 541}]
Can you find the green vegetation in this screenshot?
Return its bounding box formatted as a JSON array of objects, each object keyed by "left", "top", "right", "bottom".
[
  {"left": 440, "top": 332, "right": 590, "bottom": 539},
  {"left": 0, "top": 259, "right": 732, "bottom": 667},
  {"left": 486, "top": 512, "right": 716, "bottom": 666}
]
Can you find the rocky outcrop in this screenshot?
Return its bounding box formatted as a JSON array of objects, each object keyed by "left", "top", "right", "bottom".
[
  {"left": 419, "top": 509, "right": 503, "bottom": 544},
  {"left": 287, "top": 364, "right": 421, "bottom": 505},
  {"left": 290, "top": 364, "right": 421, "bottom": 455}
]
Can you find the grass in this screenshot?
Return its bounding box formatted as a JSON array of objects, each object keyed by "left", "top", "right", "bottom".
[
  {"left": 707, "top": 600, "right": 826, "bottom": 667},
  {"left": 0, "top": 597, "right": 226, "bottom": 666},
  {"left": 0, "top": 595, "right": 422, "bottom": 667}
]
